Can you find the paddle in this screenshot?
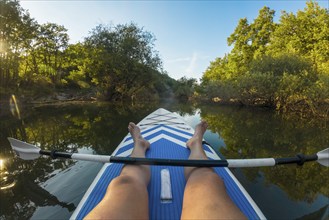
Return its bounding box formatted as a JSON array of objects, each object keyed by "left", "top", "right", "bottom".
[{"left": 8, "top": 137, "right": 329, "bottom": 168}]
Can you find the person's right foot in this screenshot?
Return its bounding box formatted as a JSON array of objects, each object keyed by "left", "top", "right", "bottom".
[{"left": 186, "top": 121, "right": 208, "bottom": 149}]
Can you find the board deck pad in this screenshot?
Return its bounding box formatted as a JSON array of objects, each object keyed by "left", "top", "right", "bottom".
[{"left": 71, "top": 108, "right": 265, "bottom": 219}]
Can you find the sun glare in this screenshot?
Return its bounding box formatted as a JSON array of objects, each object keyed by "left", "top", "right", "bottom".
[
  {"left": 0, "top": 39, "right": 6, "bottom": 54},
  {"left": 9, "top": 94, "right": 21, "bottom": 119},
  {"left": 0, "top": 159, "right": 16, "bottom": 190},
  {"left": 0, "top": 159, "right": 3, "bottom": 170}
]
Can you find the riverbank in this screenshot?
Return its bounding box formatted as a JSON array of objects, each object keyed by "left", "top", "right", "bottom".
[
  {"left": 193, "top": 95, "right": 329, "bottom": 119},
  {"left": 1, "top": 88, "right": 96, "bottom": 103},
  {"left": 1, "top": 87, "right": 327, "bottom": 119},
  {"left": 0, "top": 88, "right": 96, "bottom": 117}
]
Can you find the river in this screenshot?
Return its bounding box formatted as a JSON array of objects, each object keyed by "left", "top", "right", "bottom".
[{"left": 0, "top": 102, "right": 328, "bottom": 219}]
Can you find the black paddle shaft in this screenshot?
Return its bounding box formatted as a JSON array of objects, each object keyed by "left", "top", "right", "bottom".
[
  {"left": 275, "top": 154, "right": 318, "bottom": 166},
  {"left": 110, "top": 156, "right": 229, "bottom": 167},
  {"left": 40, "top": 150, "right": 73, "bottom": 159}
]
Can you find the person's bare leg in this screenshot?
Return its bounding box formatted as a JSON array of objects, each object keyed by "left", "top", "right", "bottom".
[
  {"left": 85, "top": 122, "right": 150, "bottom": 220},
  {"left": 181, "top": 121, "right": 246, "bottom": 219}
]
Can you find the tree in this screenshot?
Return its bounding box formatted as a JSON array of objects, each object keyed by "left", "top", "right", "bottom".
[
  {"left": 269, "top": 1, "right": 329, "bottom": 74},
  {"left": 173, "top": 77, "right": 197, "bottom": 101},
  {"left": 62, "top": 43, "right": 92, "bottom": 89},
  {"left": 227, "top": 7, "right": 276, "bottom": 74},
  {"left": 250, "top": 7, "right": 276, "bottom": 59},
  {"left": 249, "top": 53, "right": 314, "bottom": 76},
  {"left": 227, "top": 18, "right": 251, "bottom": 74},
  {"left": 35, "top": 23, "right": 69, "bottom": 85},
  {"left": 200, "top": 1, "right": 329, "bottom": 116},
  {"left": 84, "top": 23, "right": 162, "bottom": 100},
  {"left": 0, "top": 0, "right": 37, "bottom": 88},
  {"left": 202, "top": 56, "right": 230, "bottom": 83}
]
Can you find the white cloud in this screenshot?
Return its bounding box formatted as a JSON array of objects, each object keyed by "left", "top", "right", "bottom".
[
  {"left": 185, "top": 52, "right": 198, "bottom": 75},
  {"left": 163, "top": 52, "right": 211, "bottom": 81},
  {"left": 167, "top": 57, "right": 191, "bottom": 63}
]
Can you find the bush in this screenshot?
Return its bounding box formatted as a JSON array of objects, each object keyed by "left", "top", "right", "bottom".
[
  {"left": 250, "top": 54, "right": 314, "bottom": 76},
  {"left": 275, "top": 71, "right": 321, "bottom": 113},
  {"left": 236, "top": 72, "right": 279, "bottom": 107}
]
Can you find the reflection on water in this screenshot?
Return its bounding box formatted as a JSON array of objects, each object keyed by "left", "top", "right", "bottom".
[
  {"left": 0, "top": 102, "right": 158, "bottom": 219},
  {"left": 296, "top": 204, "right": 328, "bottom": 220},
  {"left": 0, "top": 159, "right": 16, "bottom": 190},
  {"left": 198, "top": 105, "right": 329, "bottom": 219},
  {"left": 9, "top": 94, "right": 21, "bottom": 120},
  {"left": 0, "top": 102, "right": 328, "bottom": 219}
]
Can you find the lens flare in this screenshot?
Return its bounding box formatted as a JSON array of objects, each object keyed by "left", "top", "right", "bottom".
[
  {"left": 0, "top": 159, "right": 16, "bottom": 190},
  {"left": 0, "top": 39, "right": 7, "bottom": 53},
  {"left": 9, "top": 94, "right": 21, "bottom": 119},
  {"left": 0, "top": 159, "right": 3, "bottom": 170}
]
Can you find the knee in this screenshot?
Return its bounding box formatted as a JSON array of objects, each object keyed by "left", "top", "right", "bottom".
[
  {"left": 186, "top": 170, "right": 224, "bottom": 190},
  {"left": 111, "top": 175, "right": 136, "bottom": 186},
  {"left": 200, "top": 170, "right": 224, "bottom": 186},
  {"left": 109, "top": 175, "right": 145, "bottom": 191},
  {"left": 188, "top": 168, "right": 217, "bottom": 180}
]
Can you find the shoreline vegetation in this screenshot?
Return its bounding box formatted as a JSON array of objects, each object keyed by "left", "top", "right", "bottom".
[
  {"left": 196, "top": 2, "right": 329, "bottom": 118},
  {"left": 0, "top": 1, "right": 328, "bottom": 118}
]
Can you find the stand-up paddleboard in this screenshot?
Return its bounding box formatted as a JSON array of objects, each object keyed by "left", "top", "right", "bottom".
[{"left": 70, "top": 108, "right": 265, "bottom": 219}]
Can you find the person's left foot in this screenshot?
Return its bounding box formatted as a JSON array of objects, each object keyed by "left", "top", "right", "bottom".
[{"left": 128, "top": 122, "right": 150, "bottom": 151}]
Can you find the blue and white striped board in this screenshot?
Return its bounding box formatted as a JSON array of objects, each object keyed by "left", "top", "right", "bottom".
[{"left": 70, "top": 108, "right": 265, "bottom": 219}]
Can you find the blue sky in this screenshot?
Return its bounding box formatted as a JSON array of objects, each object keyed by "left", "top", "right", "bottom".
[{"left": 20, "top": 0, "right": 328, "bottom": 81}]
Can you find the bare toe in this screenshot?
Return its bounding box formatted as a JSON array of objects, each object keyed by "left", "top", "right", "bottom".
[
  {"left": 128, "top": 122, "right": 150, "bottom": 151},
  {"left": 186, "top": 121, "right": 208, "bottom": 149},
  {"left": 128, "top": 122, "right": 141, "bottom": 139},
  {"left": 195, "top": 121, "right": 208, "bottom": 136}
]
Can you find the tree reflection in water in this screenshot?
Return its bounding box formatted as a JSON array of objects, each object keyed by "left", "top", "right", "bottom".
[
  {"left": 199, "top": 105, "right": 329, "bottom": 205},
  {"left": 0, "top": 102, "right": 157, "bottom": 219},
  {"left": 0, "top": 103, "right": 328, "bottom": 219}
]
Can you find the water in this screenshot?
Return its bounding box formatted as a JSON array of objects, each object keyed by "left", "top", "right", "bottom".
[{"left": 0, "top": 102, "right": 328, "bottom": 219}]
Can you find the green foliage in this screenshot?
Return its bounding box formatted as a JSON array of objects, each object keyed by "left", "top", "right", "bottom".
[
  {"left": 153, "top": 71, "right": 177, "bottom": 99},
  {"left": 79, "top": 23, "right": 164, "bottom": 101},
  {"left": 173, "top": 77, "right": 197, "bottom": 101},
  {"left": 198, "top": 79, "right": 238, "bottom": 103},
  {"left": 237, "top": 72, "right": 279, "bottom": 107},
  {"left": 269, "top": 1, "right": 329, "bottom": 74},
  {"left": 0, "top": 1, "right": 177, "bottom": 103},
  {"left": 0, "top": 0, "right": 37, "bottom": 87},
  {"left": 202, "top": 56, "right": 231, "bottom": 82},
  {"left": 250, "top": 54, "right": 314, "bottom": 76},
  {"left": 311, "top": 74, "right": 329, "bottom": 102},
  {"left": 227, "top": 7, "right": 276, "bottom": 74},
  {"left": 201, "top": 1, "right": 329, "bottom": 116},
  {"left": 61, "top": 43, "right": 91, "bottom": 89}
]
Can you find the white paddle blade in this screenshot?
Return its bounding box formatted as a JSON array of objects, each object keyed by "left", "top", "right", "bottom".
[
  {"left": 7, "top": 138, "right": 41, "bottom": 160},
  {"left": 317, "top": 148, "right": 329, "bottom": 167}
]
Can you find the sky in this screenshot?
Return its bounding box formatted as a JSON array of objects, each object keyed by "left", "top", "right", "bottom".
[{"left": 20, "top": 0, "right": 328, "bottom": 81}]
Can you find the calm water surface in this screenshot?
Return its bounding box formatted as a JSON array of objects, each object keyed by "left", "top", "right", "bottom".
[{"left": 0, "top": 102, "right": 328, "bottom": 219}]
